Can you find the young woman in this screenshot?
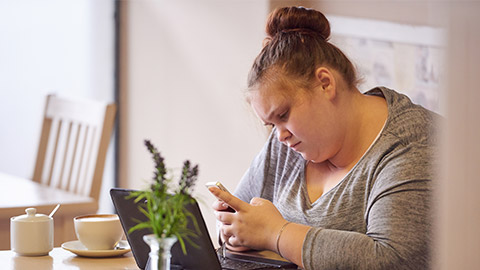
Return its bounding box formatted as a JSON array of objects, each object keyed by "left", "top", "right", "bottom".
[{"left": 209, "top": 6, "right": 438, "bottom": 269}]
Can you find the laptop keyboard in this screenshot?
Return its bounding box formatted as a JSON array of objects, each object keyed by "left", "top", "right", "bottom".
[
  {"left": 219, "top": 256, "right": 282, "bottom": 270},
  {"left": 171, "top": 256, "right": 282, "bottom": 270},
  {"left": 216, "top": 250, "right": 290, "bottom": 270}
]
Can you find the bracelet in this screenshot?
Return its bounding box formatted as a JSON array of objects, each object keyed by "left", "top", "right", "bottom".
[{"left": 275, "top": 221, "right": 291, "bottom": 258}]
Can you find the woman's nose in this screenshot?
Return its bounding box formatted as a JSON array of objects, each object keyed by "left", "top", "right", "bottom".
[{"left": 276, "top": 127, "right": 292, "bottom": 143}]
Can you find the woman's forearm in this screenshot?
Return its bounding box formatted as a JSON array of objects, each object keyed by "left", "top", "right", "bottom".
[{"left": 275, "top": 222, "right": 311, "bottom": 268}]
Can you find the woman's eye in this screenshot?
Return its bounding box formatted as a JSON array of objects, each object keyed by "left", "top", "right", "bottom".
[{"left": 279, "top": 110, "right": 289, "bottom": 121}]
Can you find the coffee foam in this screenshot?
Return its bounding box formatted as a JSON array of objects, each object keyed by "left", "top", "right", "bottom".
[{"left": 76, "top": 215, "right": 119, "bottom": 222}]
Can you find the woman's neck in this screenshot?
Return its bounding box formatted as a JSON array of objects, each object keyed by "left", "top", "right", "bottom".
[{"left": 328, "top": 90, "right": 388, "bottom": 170}]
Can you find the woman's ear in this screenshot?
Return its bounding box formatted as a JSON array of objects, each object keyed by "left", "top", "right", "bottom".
[{"left": 315, "top": 67, "right": 336, "bottom": 100}]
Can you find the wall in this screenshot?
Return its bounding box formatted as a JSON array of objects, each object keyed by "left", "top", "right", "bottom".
[
  {"left": 0, "top": 0, "right": 115, "bottom": 213},
  {"left": 435, "top": 2, "right": 480, "bottom": 269},
  {"left": 269, "top": 0, "right": 443, "bottom": 27},
  {"left": 119, "top": 0, "right": 270, "bottom": 243},
  {"left": 328, "top": 15, "right": 445, "bottom": 114}
]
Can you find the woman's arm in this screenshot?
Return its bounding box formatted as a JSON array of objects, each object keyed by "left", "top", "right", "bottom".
[
  {"left": 275, "top": 222, "right": 311, "bottom": 267},
  {"left": 209, "top": 187, "right": 311, "bottom": 267}
]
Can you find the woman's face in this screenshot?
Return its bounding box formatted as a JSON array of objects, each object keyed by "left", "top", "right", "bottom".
[{"left": 249, "top": 81, "right": 343, "bottom": 163}]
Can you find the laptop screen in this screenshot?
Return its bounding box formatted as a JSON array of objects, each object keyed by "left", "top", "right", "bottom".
[{"left": 110, "top": 188, "right": 222, "bottom": 270}]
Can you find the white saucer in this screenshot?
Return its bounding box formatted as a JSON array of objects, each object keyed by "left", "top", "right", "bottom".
[{"left": 61, "top": 240, "right": 131, "bottom": 258}]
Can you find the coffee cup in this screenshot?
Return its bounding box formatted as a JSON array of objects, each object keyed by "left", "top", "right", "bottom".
[{"left": 73, "top": 214, "right": 123, "bottom": 250}]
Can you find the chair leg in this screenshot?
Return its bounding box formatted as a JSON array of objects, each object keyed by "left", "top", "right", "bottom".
[
  {"left": 53, "top": 215, "right": 78, "bottom": 247},
  {"left": 0, "top": 219, "right": 10, "bottom": 250}
]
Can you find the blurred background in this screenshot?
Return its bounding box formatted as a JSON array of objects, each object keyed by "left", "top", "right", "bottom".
[{"left": 1, "top": 0, "right": 479, "bottom": 268}]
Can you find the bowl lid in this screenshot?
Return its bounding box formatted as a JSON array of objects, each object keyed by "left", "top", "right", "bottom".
[{"left": 12, "top": 208, "right": 51, "bottom": 222}]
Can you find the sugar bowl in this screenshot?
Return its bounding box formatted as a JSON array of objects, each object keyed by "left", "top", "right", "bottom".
[{"left": 10, "top": 207, "right": 53, "bottom": 256}]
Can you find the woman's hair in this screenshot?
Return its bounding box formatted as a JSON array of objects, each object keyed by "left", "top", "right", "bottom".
[{"left": 247, "top": 6, "right": 358, "bottom": 91}]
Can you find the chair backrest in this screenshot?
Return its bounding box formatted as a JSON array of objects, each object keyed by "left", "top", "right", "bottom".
[{"left": 32, "top": 94, "right": 116, "bottom": 202}]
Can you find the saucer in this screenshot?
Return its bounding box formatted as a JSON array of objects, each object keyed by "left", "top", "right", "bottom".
[{"left": 61, "top": 240, "right": 131, "bottom": 258}]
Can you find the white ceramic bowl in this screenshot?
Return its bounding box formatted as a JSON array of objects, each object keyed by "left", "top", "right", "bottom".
[{"left": 10, "top": 208, "right": 53, "bottom": 256}]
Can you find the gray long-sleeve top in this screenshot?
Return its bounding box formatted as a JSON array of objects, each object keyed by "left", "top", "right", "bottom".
[{"left": 234, "top": 87, "right": 439, "bottom": 270}]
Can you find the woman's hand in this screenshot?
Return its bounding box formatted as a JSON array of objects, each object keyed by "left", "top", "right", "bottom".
[
  {"left": 211, "top": 199, "right": 250, "bottom": 252},
  {"left": 209, "top": 187, "right": 287, "bottom": 252}
]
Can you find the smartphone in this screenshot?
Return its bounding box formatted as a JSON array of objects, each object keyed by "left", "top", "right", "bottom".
[
  {"left": 205, "top": 181, "right": 235, "bottom": 212},
  {"left": 205, "top": 181, "right": 231, "bottom": 194}
]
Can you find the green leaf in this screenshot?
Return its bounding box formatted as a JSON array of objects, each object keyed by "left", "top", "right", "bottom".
[
  {"left": 127, "top": 139, "right": 201, "bottom": 255},
  {"left": 128, "top": 222, "right": 152, "bottom": 234}
]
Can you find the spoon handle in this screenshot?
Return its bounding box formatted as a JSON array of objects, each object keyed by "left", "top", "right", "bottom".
[{"left": 49, "top": 204, "right": 60, "bottom": 217}]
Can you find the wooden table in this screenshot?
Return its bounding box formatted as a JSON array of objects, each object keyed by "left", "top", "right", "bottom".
[
  {"left": 0, "top": 247, "right": 138, "bottom": 269},
  {"left": 0, "top": 172, "right": 98, "bottom": 249}
]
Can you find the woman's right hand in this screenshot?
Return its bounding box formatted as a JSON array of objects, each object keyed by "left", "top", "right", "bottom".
[{"left": 212, "top": 199, "right": 250, "bottom": 252}]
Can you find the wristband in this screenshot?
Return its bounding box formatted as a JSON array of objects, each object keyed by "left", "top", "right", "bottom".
[{"left": 275, "top": 221, "right": 291, "bottom": 258}]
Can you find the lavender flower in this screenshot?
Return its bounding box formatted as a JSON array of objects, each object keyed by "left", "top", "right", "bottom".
[
  {"left": 144, "top": 139, "right": 167, "bottom": 186},
  {"left": 180, "top": 160, "right": 199, "bottom": 194}
]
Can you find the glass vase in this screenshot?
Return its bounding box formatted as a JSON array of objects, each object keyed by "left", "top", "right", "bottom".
[{"left": 143, "top": 234, "right": 178, "bottom": 270}]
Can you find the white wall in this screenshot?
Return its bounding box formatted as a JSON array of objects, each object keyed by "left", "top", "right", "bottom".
[
  {"left": 434, "top": 2, "right": 480, "bottom": 269},
  {"left": 0, "top": 0, "right": 115, "bottom": 213},
  {"left": 119, "top": 0, "right": 270, "bottom": 244}
]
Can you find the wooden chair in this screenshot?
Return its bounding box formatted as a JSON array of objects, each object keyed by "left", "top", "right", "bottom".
[
  {"left": 33, "top": 94, "right": 116, "bottom": 202},
  {"left": 31, "top": 94, "right": 116, "bottom": 245}
]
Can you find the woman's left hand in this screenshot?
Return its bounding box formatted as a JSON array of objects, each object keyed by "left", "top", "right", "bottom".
[{"left": 208, "top": 187, "right": 287, "bottom": 251}]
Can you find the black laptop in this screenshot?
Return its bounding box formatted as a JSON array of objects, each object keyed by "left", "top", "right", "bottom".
[{"left": 110, "top": 188, "right": 298, "bottom": 270}]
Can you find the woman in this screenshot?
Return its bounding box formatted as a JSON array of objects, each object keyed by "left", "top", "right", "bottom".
[{"left": 209, "top": 6, "right": 438, "bottom": 269}]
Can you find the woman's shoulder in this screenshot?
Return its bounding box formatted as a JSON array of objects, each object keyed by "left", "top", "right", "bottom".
[
  {"left": 368, "top": 87, "right": 441, "bottom": 146},
  {"left": 358, "top": 87, "right": 439, "bottom": 187}
]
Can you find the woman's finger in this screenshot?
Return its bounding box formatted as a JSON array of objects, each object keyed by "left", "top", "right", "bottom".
[
  {"left": 212, "top": 199, "right": 230, "bottom": 211},
  {"left": 220, "top": 223, "right": 251, "bottom": 252},
  {"left": 215, "top": 210, "right": 235, "bottom": 224},
  {"left": 221, "top": 225, "right": 233, "bottom": 238},
  {"left": 228, "top": 235, "right": 243, "bottom": 247},
  {"left": 208, "top": 187, "right": 249, "bottom": 212}
]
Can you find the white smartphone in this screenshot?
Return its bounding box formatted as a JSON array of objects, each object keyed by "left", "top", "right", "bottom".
[
  {"left": 205, "top": 181, "right": 235, "bottom": 212},
  {"left": 205, "top": 181, "right": 231, "bottom": 194}
]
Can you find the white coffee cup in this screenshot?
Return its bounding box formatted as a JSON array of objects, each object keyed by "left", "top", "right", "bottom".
[
  {"left": 73, "top": 214, "right": 123, "bottom": 250},
  {"left": 10, "top": 208, "right": 53, "bottom": 256}
]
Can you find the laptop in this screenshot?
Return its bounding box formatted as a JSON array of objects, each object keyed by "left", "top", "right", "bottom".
[{"left": 110, "top": 188, "right": 298, "bottom": 270}]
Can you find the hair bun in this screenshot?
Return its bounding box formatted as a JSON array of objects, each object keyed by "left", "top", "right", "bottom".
[{"left": 265, "top": 6, "right": 331, "bottom": 41}]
